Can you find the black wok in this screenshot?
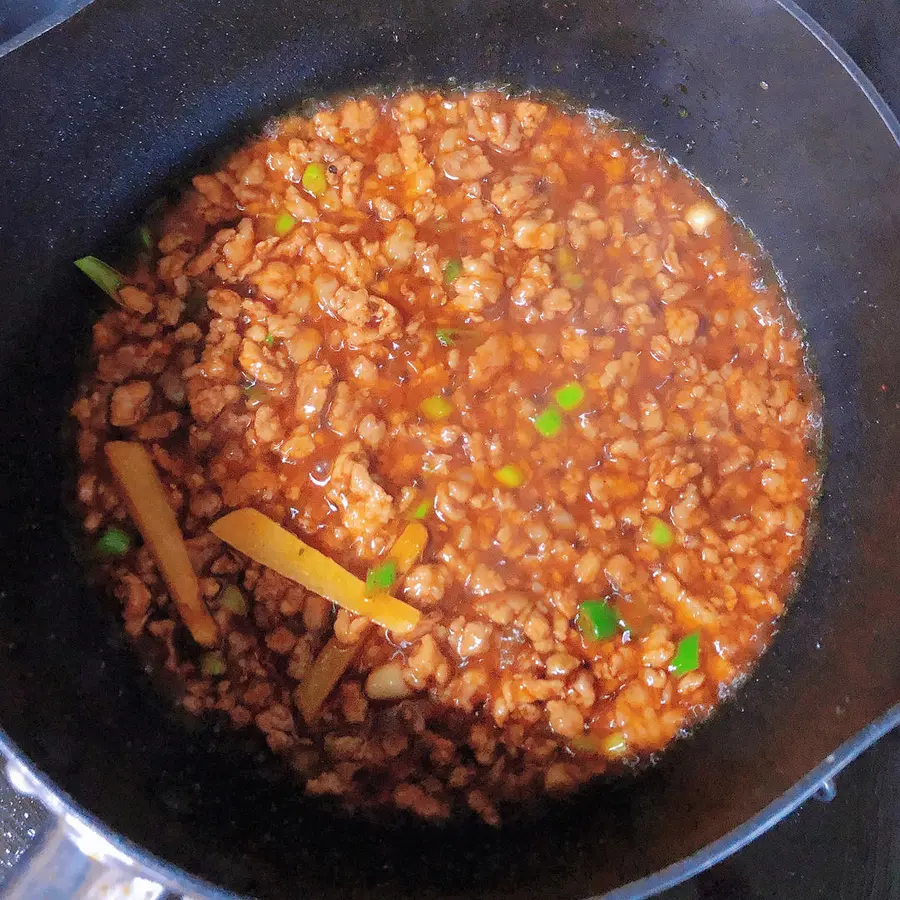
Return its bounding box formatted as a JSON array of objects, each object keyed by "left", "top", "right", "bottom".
[{"left": 0, "top": 0, "right": 899, "bottom": 896}]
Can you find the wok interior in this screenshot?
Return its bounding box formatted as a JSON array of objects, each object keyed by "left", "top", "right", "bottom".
[{"left": 0, "top": 0, "right": 899, "bottom": 897}]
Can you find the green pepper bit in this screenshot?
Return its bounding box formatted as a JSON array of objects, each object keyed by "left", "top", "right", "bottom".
[{"left": 411, "top": 500, "right": 432, "bottom": 520}]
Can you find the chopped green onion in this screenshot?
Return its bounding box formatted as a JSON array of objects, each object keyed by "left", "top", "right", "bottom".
[
  {"left": 570, "top": 734, "right": 602, "bottom": 755},
  {"left": 243, "top": 384, "right": 268, "bottom": 406},
  {"left": 494, "top": 464, "right": 527, "bottom": 488},
  {"left": 534, "top": 406, "right": 563, "bottom": 438},
  {"left": 220, "top": 585, "right": 247, "bottom": 615},
  {"left": 96, "top": 526, "right": 131, "bottom": 557},
  {"left": 264, "top": 333, "right": 276, "bottom": 347},
  {"left": 601, "top": 731, "right": 629, "bottom": 756},
  {"left": 365, "top": 559, "right": 397, "bottom": 595},
  {"left": 138, "top": 226, "right": 153, "bottom": 250},
  {"left": 557, "top": 245, "right": 576, "bottom": 271},
  {"left": 435, "top": 327, "right": 480, "bottom": 348},
  {"left": 411, "top": 500, "right": 432, "bottom": 520},
  {"left": 436, "top": 328, "right": 456, "bottom": 347},
  {"left": 443, "top": 258, "right": 463, "bottom": 285},
  {"left": 556, "top": 245, "right": 586, "bottom": 289},
  {"left": 571, "top": 729, "right": 630, "bottom": 758},
  {"left": 75, "top": 256, "right": 124, "bottom": 300},
  {"left": 302, "top": 162, "right": 328, "bottom": 197},
  {"left": 649, "top": 517, "right": 675, "bottom": 548},
  {"left": 420, "top": 395, "right": 453, "bottom": 421},
  {"left": 554, "top": 382, "right": 585, "bottom": 411},
  {"left": 577, "top": 599, "right": 618, "bottom": 642},
  {"left": 200, "top": 651, "right": 227, "bottom": 677},
  {"left": 669, "top": 632, "right": 700, "bottom": 676},
  {"left": 274, "top": 212, "right": 296, "bottom": 236}
]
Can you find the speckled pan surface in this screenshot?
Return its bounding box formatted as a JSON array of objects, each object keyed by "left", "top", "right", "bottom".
[{"left": 0, "top": 1, "right": 898, "bottom": 898}]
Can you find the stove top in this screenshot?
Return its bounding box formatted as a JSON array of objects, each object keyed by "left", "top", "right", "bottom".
[{"left": 0, "top": 0, "right": 898, "bottom": 897}]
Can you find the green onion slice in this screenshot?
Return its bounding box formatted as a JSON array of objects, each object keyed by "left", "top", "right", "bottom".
[
  {"left": 96, "top": 526, "right": 131, "bottom": 557},
  {"left": 436, "top": 328, "right": 456, "bottom": 347},
  {"left": 243, "top": 384, "right": 268, "bottom": 406},
  {"left": 557, "top": 245, "right": 576, "bottom": 270},
  {"left": 435, "top": 327, "right": 480, "bottom": 348},
  {"left": 493, "top": 464, "right": 527, "bottom": 488},
  {"left": 365, "top": 559, "right": 397, "bottom": 595},
  {"left": 302, "top": 163, "right": 328, "bottom": 197},
  {"left": 577, "top": 599, "right": 618, "bottom": 642},
  {"left": 420, "top": 395, "right": 453, "bottom": 421},
  {"left": 649, "top": 517, "right": 674, "bottom": 548},
  {"left": 75, "top": 256, "right": 124, "bottom": 300},
  {"left": 274, "top": 212, "right": 296, "bottom": 236},
  {"left": 670, "top": 632, "right": 701, "bottom": 676},
  {"left": 554, "top": 382, "right": 585, "bottom": 411},
  {"left": 201, "top": 651, "right": 227, "bottom": 677},
  {"left": 570, "top": 735, "right": 602, "bottom": 755},
  {"left": 602, "top": 732, "right": 629, "bottom": 756},
  {"left": 534, "top": 406, "right": 563, "bottom": 438},
  {"left": 443, "top": 258, "right": 463, "bottom": 285},
  {"left": 220, "top": 585, "right": 247, "bottom": 615}
]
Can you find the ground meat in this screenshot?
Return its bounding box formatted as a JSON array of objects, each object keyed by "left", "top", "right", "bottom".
[
  {"left": 109, "top": 381, "right": 153, "bottom": 427},
  {"left": 328, "top": 447, "right": 395, "bottom": 552},
  {"left": 450, "top": 256, "right": 503, "bottom": 318},
  {"left": 468, "top": 334, "right": 511, "bottom": 389},
  {"left": 72, "top": 90, "right": 821, "bottom": 825}
]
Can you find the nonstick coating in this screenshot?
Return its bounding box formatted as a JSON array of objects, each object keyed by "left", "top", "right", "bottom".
[{"left": 0, "top": 0, "right": 899, "bottom": 897}]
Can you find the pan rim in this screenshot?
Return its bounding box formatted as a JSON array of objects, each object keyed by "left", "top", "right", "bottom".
[
  {"left": 609, "top": 0, "right": 900, "bottom": 894},
  {"left": 0, "top": 0, "right": 897, "bottom": 897},
  {"left": 603, "top": 702, "right": 900, "bottom": 898},
  {"left": 0, "top": 0, "right": 94, "bottom": 59},
  {"left": 3, "top": 703, "right": 899, "bottom": 899},
  {"left": 775, "top": 0, "right": 900, "bottom": 146}
]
